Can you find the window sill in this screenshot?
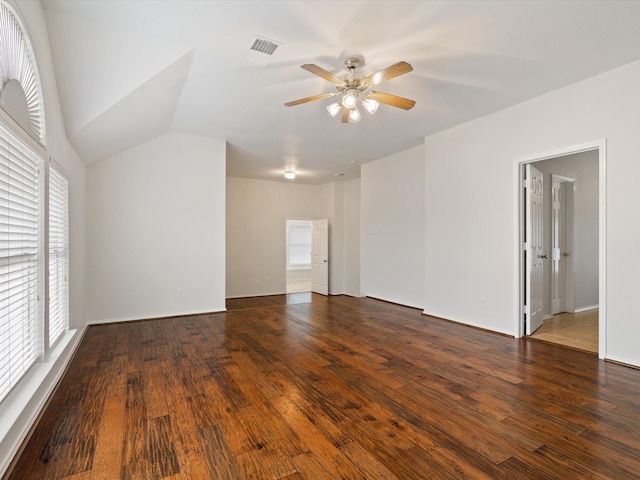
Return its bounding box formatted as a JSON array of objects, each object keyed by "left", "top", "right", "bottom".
[{"left": 0, "top": 328, "right": 84, "bottom": 476}]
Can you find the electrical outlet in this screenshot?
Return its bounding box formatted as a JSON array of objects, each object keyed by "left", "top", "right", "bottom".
[
  {"left": 480, "top": 297, "right": 487, "bottom": 307},
  {"left": 383, "top": 278, "right": 389, "bottom": 287},
  {"left": 256, "top": 280, "right": 260, "bottom": 286},
  {"left": 178, "top": 288, "right": 184, "bottom": 297}
]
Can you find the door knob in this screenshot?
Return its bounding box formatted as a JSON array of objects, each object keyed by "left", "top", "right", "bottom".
[
  {"left": 538, "top": 254, "right": 547, "bottom": 259},
  {"left": 562, "top": 252, "right": 570, "bottom": 257}
]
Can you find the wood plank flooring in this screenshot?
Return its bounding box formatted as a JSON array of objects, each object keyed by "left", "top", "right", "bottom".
[{"left": 6, "top": 294, "right": 640, "bottom": 479}]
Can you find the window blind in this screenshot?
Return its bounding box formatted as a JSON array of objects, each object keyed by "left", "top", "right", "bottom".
[
  {"left": 0, "top": 122, "right": 40, "bottom": 404},
  {"left": 48, "top": 164, "right": 68, "bottom": 347}
]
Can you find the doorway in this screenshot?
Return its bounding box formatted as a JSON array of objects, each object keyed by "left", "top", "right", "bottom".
[
  {"left": 517, "top": 141, "right": 606, "bottom": 358},
  {"left": 286, "top": 219, "right": 312, "bottom": 293},
  {"left": 285, "top": 218, "right": 329, "bottom": 295}
]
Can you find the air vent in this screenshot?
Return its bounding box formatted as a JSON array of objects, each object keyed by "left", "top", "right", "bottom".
[
  {"left": 242, "top": 35, "right": 283, "bottom": 66},
  {"left": 251, "top": 38, "right": 279, "bottom": 56}
]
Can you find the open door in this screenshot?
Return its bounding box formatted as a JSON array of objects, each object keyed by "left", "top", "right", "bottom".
[
  {"left": 551, "top": 175, "right": 575, "bottom": 315},
  {"left": 311, "top": 219, "right": 329, "bottom": 295},
  {"left": 525, "top": 164, "right": 545, "bottom": 334}
]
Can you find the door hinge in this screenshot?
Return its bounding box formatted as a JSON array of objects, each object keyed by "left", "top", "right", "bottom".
[
  {"left": 523, "top": 242, "right": 529, "bottom": 251},
  {"left": 523, "top": 305, "right": 529, "bottom": 314},
  {"left": 523, "top": 178, "right": 530, "bottom": 189}
]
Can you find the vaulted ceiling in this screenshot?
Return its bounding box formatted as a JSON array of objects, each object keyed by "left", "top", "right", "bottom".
[{"left": 41, "top": 0, "right": 640, "bottom": 184}]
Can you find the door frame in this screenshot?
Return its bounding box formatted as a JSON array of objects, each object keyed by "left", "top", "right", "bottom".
[
  {"left": 285, "top": 218, "right": 313, "bottom": 293},
  {"left": 515, "top": 140, "right": 607, "bottom": 359}
]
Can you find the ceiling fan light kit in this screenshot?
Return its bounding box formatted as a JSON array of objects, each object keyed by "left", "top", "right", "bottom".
[
  {"left": 285, "top": 56, "right": 416, "bottom": 124},
  {"left": 326, "top": 102, "right": 342, "bottom": 117},
  {"left": 361, "top": 96, "right": 379, "bottom": 114},
  {"left": 348, "top": 108, "right": 361, "bottom": 123},
  {"left": 342, "top": 88, "right": 358, "bottom": 109}
]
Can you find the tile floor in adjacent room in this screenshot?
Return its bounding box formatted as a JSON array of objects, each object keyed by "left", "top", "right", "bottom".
[
  {"left": 286, "top": 279, "right": 312, "bottom": 293},
  {"left": 530, "top": 309, "right": 598, "bottom": 353}
]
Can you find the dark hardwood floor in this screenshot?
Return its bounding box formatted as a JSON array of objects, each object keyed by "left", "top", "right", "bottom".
[{"left": 6, "top": 294, "right": 640, "bottom": 479}]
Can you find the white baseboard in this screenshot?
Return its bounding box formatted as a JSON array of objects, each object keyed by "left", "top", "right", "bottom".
[
  {"left": 575, "top": 304, "right": 599, "bottom": 313},
  {"left": 225, "top": 291, "right": 285, "bottom": 299},
  {"left": 88, "top": 307, "right": 226, "bottom": 325}
]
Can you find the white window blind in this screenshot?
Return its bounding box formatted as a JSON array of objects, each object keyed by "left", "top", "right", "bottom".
[
  {"left": 0, "top": 122, "right": 40, "bottom": 404},
  {"left": 48, "top": 164, "right": 68, "bottom": 347}
]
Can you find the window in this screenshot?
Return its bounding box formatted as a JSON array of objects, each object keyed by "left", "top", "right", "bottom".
[
  {"left": 0, "top": 122, "right": 41, "bottom": 403},
  {"left": 0, "top": 1, "right": 52, "bottom": 406},
  {"left": 287, "top": 220, "right": 312, "bottom": 268},
  {"left": 48, "top": 164, "right": 68, "bottom": 347}
]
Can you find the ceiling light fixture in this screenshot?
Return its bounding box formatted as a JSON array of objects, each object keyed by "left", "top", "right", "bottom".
[
  {"left": 284, "top": 171, "right": 296, "bottom": 180},
  {"left": 348, "top": 108, "right": 361, "bottom": 123}
]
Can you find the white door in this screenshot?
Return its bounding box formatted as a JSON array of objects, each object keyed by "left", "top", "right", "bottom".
[
  {"left": 525, "top": 164, "right": 545, "bottom": 334},
  {"left": 311, "top": 219, "right": 329, "bottom": 295},
  {"left": 551, "top": 178, "right": 565, "bottom": 314},
  {"left": 551, "top": 175, "right": 575, "bottom": 315}
]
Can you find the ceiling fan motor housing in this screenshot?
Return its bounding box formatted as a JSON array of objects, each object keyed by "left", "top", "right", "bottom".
[{"left": 339, "top": 57, "right": 369, "bottom": 98}]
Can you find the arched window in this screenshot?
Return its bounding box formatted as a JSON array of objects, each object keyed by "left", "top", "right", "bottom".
[
  {"left": 0, "top": 1, "right": 67, "bottom": 407},
  {"left": 0, "top": 1, "right": 45, "bottom": 143}
]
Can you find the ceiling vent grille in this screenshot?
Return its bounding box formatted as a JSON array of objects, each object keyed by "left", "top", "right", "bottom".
[
  {"left": 242, "top": 35, "right": 283, "bottom": 66},
  {"left": 251, "top": 38, "right": 279, "bottom": 56}
]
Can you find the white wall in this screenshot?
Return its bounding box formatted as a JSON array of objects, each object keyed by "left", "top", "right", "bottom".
[
  {"left": 534, "top": 150, "right": 599, "bottom": 315},
  {"left": 344, "top": 178, "right": 361, "bottom": 297},
  {"left": 86, "top": 132, "right": 226, "bottom": 322},
  {"left": 424, "top": 59, "right": 640, "bottom": 366},
  {"left": 1, "top": 1, "right": 87, "bottom": 475},
  {"left": 361, "top": 144, "right": 425, "bottom": 309}
]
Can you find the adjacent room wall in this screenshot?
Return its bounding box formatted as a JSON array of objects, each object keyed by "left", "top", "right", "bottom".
[
  {"left": 343, "top": 178, "right": 361, "bottom": 297},
  {"left": 86, "top": 132, "right": 226, "bottom": 322},
  {"left": 226, "top": 177, "right": 360, "bottom": 298},
  {"left": 361, "top": 144, "right": 425, "bottom": 309},
  {"left": 534, "top": 150, "right": 599, "bottom": 316},
  {"left": 423, "top": 59, "right": 640, "bottom": 367},
  {"left": 226, "top": 177, "right": 323, "bottom": 297},
  {"left": 1, "top": 1, "right": 87, "bottom": 475}
]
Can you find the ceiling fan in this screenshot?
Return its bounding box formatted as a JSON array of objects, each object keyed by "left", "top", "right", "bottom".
[{"left": 284, "top": 57, "right": 416, "bottom": 124}]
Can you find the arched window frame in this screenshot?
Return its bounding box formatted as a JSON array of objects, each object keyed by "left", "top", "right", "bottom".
[{"left": 0, "top": 0, "right": 46, "bottom": 146}]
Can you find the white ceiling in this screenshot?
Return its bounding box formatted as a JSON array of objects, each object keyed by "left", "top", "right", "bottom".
[{"left": 41, "top": 0, "right": 640, "bottom": 184}]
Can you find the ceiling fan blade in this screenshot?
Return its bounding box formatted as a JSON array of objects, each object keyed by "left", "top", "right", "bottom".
[
  {"left": 284, "top": 92, "right": 339, "bottom": 107},
  {"left": 368, "top": 91, "right": 416, "bottom": 110},
  {"left": 301, "top": 64, "right": 343, "bottom": 85},
  {"left": 363, "top": 61, "right": 413, "bottom": 86},
  {"left": 342, "top": 107, "right": 349, "bottom": 123}
]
